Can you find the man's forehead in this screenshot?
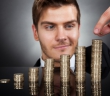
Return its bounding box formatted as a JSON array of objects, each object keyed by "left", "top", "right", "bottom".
[{"left": 39, "top": 5, "right": 77, "bottom": 24}]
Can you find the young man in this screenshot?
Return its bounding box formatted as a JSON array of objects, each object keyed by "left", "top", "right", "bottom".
[
  {"left": 32, "top": 0, "right": 110, "bottom": 95},
  {"left": 32, "top": 0, "right": 80, "bottom": 69},
  {"left": 32, "top": 0, "right": 110, "bottom": 77}
]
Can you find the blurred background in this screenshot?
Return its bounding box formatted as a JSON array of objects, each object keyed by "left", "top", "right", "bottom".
[
  {"left": 0, "top": 0, "right": 110, "bottom": 67},
  {"left": 0, "top": 0, "right": 110, "bottom": 95}
]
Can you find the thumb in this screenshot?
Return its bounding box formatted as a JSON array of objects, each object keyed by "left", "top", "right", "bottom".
[{"left": 101, "top": 23, "right": 110, "bottom": 35}]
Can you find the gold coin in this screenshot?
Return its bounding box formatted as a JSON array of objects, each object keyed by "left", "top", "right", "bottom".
[
  {"left": 14, "top": 73, "right": 24, "bottom": 82},
  {"left": 0, "top": 79, "right": 10, "bottom": 83},
  {"left": 14, "top": 82, "right": 24, "bottom": 89},
  {"left": 29, "top": 67, "right": 39, "bottom": 72}
]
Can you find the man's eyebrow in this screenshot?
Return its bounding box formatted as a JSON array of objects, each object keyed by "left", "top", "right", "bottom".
[
  {"left": 64, "top": 20, "right": 78, "bottom": 24},
  {"left": 41, "top": 20, "right": 78, "bottom": 25},
  {"left": 41, "top": 21, "right": 55, "bottom": 25}
]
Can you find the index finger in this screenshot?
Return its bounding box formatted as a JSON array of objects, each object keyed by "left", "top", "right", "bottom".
[{"left": 94, "top": 7, "right": 110, "bottom": 35}]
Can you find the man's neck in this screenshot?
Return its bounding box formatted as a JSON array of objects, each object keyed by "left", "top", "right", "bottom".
[
  {"left": 40, "top": 54, "right": 75, "bottom": 70},
  {"left": 54, "top": 61, "right": 61, "bottom": 67}
]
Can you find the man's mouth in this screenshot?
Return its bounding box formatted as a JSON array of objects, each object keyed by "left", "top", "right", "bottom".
[{"left": 54, "top": 45, "right": 70, "bottom": 50}]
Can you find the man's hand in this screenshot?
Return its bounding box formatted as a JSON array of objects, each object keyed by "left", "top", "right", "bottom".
[{"left": 94, "top": 7, "right": 110, "bottom": 36}]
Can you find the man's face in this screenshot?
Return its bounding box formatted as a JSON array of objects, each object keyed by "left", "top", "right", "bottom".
[{"left": 32, "top": 5, "right": 80, "bottom": 60}]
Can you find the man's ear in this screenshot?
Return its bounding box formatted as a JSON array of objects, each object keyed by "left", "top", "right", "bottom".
[{"left": 32, "top": 24, "right": 39, "bottom": 41}]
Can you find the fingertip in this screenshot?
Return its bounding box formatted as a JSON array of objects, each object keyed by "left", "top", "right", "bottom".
[{"left": 94, "top": 28, "right": 100, "bottom": 34}]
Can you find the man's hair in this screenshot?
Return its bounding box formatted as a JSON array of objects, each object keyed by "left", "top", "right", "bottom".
[{"left": 32, "top": 0, "right": 81, "bottom": 28}]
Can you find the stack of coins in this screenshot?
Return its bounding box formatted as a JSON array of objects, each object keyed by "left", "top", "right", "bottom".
[
  {"left": 14, "top": 73, "right": 24, "bottom": 89},
  {"left": 0, "top": 79, "right": 10, "bottom": 83},
  {"left": 44, "top": 59, "right": 54, "bottom": 96},
  {"left": 28, "top": 67, "right": 39, "bottom": 95},
  {"left": 91, "top": 39, "right": 102, "bottom": 96},
  {"left": 60, "top": 54, "right": 70, "bottom": 96},
  {"left": 75, "top": 46, "right": 86, "bottom": 96}
]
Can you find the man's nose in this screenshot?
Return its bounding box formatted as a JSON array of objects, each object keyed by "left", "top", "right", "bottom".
[{"left": 55, "top": 27, "right": 67, "bottom": 42}]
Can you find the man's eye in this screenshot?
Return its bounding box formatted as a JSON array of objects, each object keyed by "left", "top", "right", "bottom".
[
  {"left": 65, "top": 24, "right": 74, "bottom": 29},
  {"left": 45, "top": 25, "right": 54, "bottom": 30}
]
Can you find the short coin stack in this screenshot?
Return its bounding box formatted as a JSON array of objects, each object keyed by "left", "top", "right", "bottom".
[
  {"left": 60, "top": 54, "right": 70, "bottom": 96},
  {"left": 28, "top": 67, "right": 39, "bottom": 95},
  {"left": 44, "top": 59, "right": 54, "bottom": 96},
  {"left": 0, "top": 79, "right": 10, "bottom": 83},
  {"left": 91, "top": 39, "right": 102, "bottom": 96},
  {"left": 14, "top": 73, "right": 24, "bottom": 89},
  {"left": 75, "top": 46, "right": 86, "bottom": 96}
]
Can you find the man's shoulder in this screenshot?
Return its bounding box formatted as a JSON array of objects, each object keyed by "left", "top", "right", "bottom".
[
  {"left": 86, "top": 42, "right": 110, "bottom": 55},
  {"left": 34, "top": 58, "right": 41, "bottom": 67},
  {"left": 86, "top": 42, "right": 110, "bottom": 79},
  {"left": 85, "top": 42, "right": 110, "bottom": 64}
]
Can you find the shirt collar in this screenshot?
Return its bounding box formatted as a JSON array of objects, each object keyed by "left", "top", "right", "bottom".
[{"left": 40, "top": 54, "right": 75, "bottom": 72}]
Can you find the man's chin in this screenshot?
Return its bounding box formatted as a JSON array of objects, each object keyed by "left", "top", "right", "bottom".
[
  {"left": 54, "top": 58, "right": 60, "bottom": 62},
  {"left": 57, "top": 52, "right": 72, "bottom": 58},
  {"left": 54, "top": 54, "right": 70, "bottom": 62}
]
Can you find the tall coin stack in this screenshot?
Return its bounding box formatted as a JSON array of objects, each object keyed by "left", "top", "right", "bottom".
[
  {"left": 44, "top": 59, "right": 54, "bottom": 96},
  {"left": 60, "top": 54, "right": 70, "bottom": 96},
  {"left": 75, "top": 46, "right": 86, "bottom": 96},
  {"left": 91, "top": 39, "right": 102, "bottom": 96},
  {"left": 29, "top": 67, "right": 39, "bottom": 95},
  {"left": 14, "top": 73, "right": 24, "bottom": 89}
]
